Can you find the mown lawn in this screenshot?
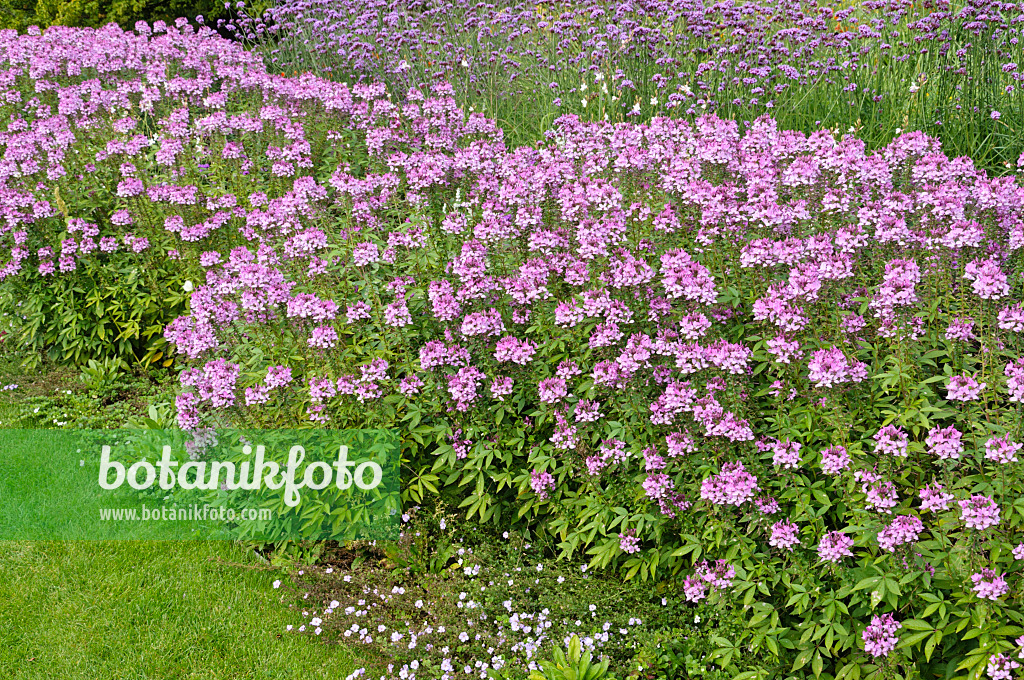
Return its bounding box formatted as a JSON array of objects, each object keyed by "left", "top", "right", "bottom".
[{"left": 0, "top": 540, "right": 358, "bottom": 680}]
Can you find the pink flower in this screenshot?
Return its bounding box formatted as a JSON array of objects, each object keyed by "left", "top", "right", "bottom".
[
  {"left": 926, "top": 425, "right": 964, "bottom": 460},
  {"left": 352, "top": 242, "right": 380, "bottom": 266},
  {"left": 493, "top": 336, "right": 537, "bottom": 364},
  {"left": 855, "top": 470, "right": 899, "bottom": 513},
  {"left": 1005, "top": 358, "right": 1024, "bottom": 402},
  {"left": 807, "top": 347, "right": 868, "bottom": 387},
  {"left": 695, "top": 560, "right": 734, "bottom": 590},
  {"left": 971, "top": 569, "right": 1009, "bottom": 600},
  {"left": 682, "top": 576, "right": 705, "bottom": 603},
  {"left": 817, "top": 532, "right": 854, "bottom": 563},
  {"left": 820, "top": 445, "right": 850, "bottom": 474},
  {"left": 919, "top": 483, "right": 954, "bottom": 512},
  {"left": 772, "top": 439, "right": 801, "bottom": 469},
  {"left": 489, "top": 376, "right": 514, "bottom": 401},
  {"left": 700, "top": 462, "right": 758, "bottom": 506},
  {"left": 769, "top": 520, "right": 800, "bottom": 551},
  {"left": 987, "top": 654, "right": 1020, "bottom": 680},
  {"left": 862, "top": 614, "right": 901, "bottom": 657},
  {"left": 877, "top": 515, "right": 924, "bottom": 552},
  {"left": 530, "top": 469, "right": 555, "bottom": 500},
  {"left": 947, "top": 374, "right": 986, "bottom": 402},
  {"left": 960, "top": 495, "right": 1001, "bottom": 530},
  {"left": 537, "top": 377, "right": 568, "bottom": 404},
  {"left": 945, "top": 317, "right": 975, "bottom": 341},
  {"left": 963, "top": 258, "right": 1010, "bottom": 299},
  {"left": 874, "top": 425, "right": 908, "bottom": 457},
  {"left": 619, "top": 530, "right": 640, "bottom": 554},
  {"left": 985, "top": 435, "right": 1022, "bottom": 464}
]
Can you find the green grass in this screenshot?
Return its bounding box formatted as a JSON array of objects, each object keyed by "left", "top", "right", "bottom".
[
  {"left": 0, "top": 351, "right": 363, "bottom": 680},
  {"left": 0, "top": 540, "right": 359, "bottom": 680}
]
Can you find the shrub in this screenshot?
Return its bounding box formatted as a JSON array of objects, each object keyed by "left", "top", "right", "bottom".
[
  {"left": 0, "top": 22, "right": 336, "bottom": 366},
  {"left": 0, "top": 0, "right": 226, "bottom": 33},
  {"left": 158, "top": 82, "right": 1024, "bottom": 676}
]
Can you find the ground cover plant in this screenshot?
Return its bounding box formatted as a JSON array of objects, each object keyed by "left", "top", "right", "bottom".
[
  {"left": 275, "top": 506, "right": 744, "bottom": 680},
  {"left": 3, "top": 10, "right": 1024, "bottom": 680},
  {"left": 228, "top": 0, "right": 1024, "bottom": 171}
]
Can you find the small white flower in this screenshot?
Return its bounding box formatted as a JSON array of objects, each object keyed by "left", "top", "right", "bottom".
[{"left": 273, "top": 580, "right": 281, "bottom": 589}]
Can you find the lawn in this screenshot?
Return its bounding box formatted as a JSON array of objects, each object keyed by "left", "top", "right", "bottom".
[{"left": 0, "top": 540, "right": 358, "bottom": 680}]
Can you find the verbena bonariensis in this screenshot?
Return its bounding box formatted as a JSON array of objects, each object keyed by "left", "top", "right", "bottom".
[
  {"left": 4, "top": 20, "right": 1024, "bottom": 677},
  {"left": 228, "top": 0, "right": 1024, "bottom": 169}
]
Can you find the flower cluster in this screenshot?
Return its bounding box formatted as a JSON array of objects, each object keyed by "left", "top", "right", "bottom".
[{"left": 862, "top": 614, "right": 901, "bottom": 658}]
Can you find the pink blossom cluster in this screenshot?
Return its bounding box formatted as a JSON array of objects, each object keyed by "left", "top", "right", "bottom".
[
  {"left": 816, "top": 531, "right": 854, "bottom": 563},
  {"left": 971, "top": 569, "right": 1009, "bottom": 600},
  {"left": 876, "top": 515, "right": 924, "bottom": 552},
  {"left": 873, "top": 425, "right": 909, "bottom": 458},
  {"left": 946, "top": 374, "right": 986, "bottom": 402},
  {"left": 806, "top": 347, "right": 868, "bottom": 388},
  {"left": 768, "top": 520, "right": 800, "bottom": 551},
  {"left": 960, "top": 495, "right": 1001, "bottom": 530},
  {"left": 700, "top": 462, "right": 759, "bottom": 507},
  {"left": 985, "top": 435, "right": 1022, "bottom": 464},
  {"left": 862, "top": 614, "right": 901, "bottom": 658}
]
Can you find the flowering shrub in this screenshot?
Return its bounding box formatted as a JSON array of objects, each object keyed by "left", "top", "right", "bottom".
[{"left": 156, "top": 70, "right": 1024, "bottom": 675}]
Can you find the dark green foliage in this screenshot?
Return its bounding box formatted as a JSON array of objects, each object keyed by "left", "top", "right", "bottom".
[{"left": 0, "top": 0, "right": 226, "bottom": 33}]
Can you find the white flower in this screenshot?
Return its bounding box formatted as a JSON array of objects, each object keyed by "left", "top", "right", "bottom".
[
  {"left": 581, "top": 98, "right": 588, "bottom": 108},
  {"left": 580, "top": 81, "right": 588, "bottom": 92},
  {"left": 273, "top": 580, "right": 281, "bottom": 589},
  {"left": 650, "top": 97, "right": 658, "bottom": 106}
]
